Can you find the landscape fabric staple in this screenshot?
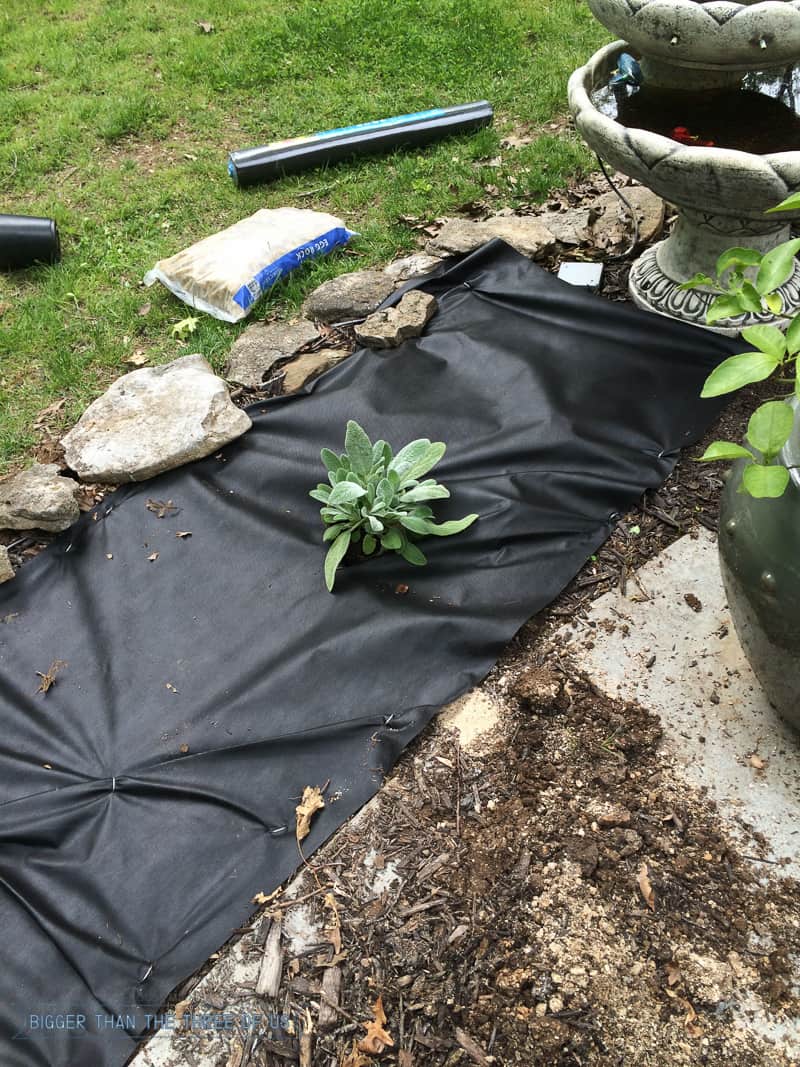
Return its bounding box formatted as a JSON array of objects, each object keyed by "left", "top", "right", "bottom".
[{"left": 0, "top": 240, "right": 739, "bottom": 1067}]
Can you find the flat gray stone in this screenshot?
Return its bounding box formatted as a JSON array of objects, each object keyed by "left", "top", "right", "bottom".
[
  {"left": 590, "top": 186, "right": 665, "bottom": 248},
  {"left": 384, "top": 253, "right": 443, "bottom": 283},
  {"left": 302, "top": 270, "right": 395, "bottom": 324},
  {"left": 0, "top": 546, "right": 14, "bottom": 583},
  {"left": 557, "top": 531, "right": 800, "bottom": 877},
  {"left": 355, "top": 291, "right": 437, "bottom": 349},
  {"left": 426, "top": 215, "right": 556, "bottom": 259},
  {"left": 0, "top": 463, "right": 80, "bottom": 533},
  {"left": 539, "top": 207, "right": 593, "bottom": 246},
  {"left": 224, "top": 319, "right": 318, "bottom": 389},
  {"left": 61, "top": 354, "right": 252, "bottom": 483},
  {"left": 281, "top": 349, "right": 341, "bottom": 393}
]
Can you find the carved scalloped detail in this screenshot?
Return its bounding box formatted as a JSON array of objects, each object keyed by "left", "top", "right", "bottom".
[
  {"left": 629, "top": 243, "right": 800, "bottom": 329},
  {"left": 588, "top": 0, "right": 800, "bottom": 66},
  {"left": 567, "top": 44, "right": 800, "bottom": 217}
]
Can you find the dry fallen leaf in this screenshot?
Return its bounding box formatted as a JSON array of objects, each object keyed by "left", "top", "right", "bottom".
[
  {"left": 125, "top": 350, "right": 149, "bottom": 367},
  {"left": 165, "top": 682, "right": 178, "bottom": 693},
  {"left": 175, "top": 530, "right": 192, "bottom": 539},
  {"left": 638, "top": 862, "right": 655, "bottom": 911},
  {"left": 749, "top": 753, "right": 766, "bottom": 770},
  {"left": 146, "top": 498, "right": 179, "bottom": 518},
  {"left": 296, "top": 784, "right": 325, "bottom": 843},
  {"left": 137, "top": 302, "right": 151, "bottom": 317},
  {"left": 251, "top": 887, "right": 282, "bottom": 906},
  {"left": 501, "top": 133, "right": 534, "bottom": 149},
  {"left": 106, "top": 553, "right": 113, "bottom": 560},
  {"left": 680, "top": 997, "right": 703, "bottom": 1038},
  {"left": 665, "top": 961, "right": 681, "bottom": 987},
  {"left": 357, "top": 995, "right": 394, "bottom": 1055},
  {"left": 342, "top": 1041, "right": 371, "bottom": 1067},
  {"left": 147, "top": 551, "right": 159, "bottom": 562},
  {"left": 173, "top": 998, "right": 191, "bottom": 1029},
  {"left": 36, "top": 660, "right": 67, "bottom": 694},
  {"left": 197, "top": 20, "right": 214, "bottom": 32},
  {"left": 179, "top": 743, "right": 189, "bottom": 754},
  {"left": 34, "top": 398, "right": 66, "bottom": 428}
]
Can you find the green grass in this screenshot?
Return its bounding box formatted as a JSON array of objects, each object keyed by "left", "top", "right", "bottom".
[{"left": 0, "top": 0, "right": 609, "bottom": 471}]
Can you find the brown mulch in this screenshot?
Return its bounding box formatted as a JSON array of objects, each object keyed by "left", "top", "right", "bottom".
[{"left": 146, "top": 659, "right": 798, "bottom": 1067}]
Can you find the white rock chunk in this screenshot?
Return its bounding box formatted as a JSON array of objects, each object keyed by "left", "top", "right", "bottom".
[
  {"left": 355, "top": 291, "right": 438, "bottom": 349},
  {"left": 61, "top": 354, "right": 252, "bottom": 483},
  {"left": 426, "top": 215, "right": 557, "bottom": 259},
  {"left": 0, "top": 463, "right": 80, "bottom": 533},
  {"left": 384, "top": 253, "right": 443, "bottom": 282},
  {"left": 0, "top": 546, "right": 14, "bottom": 583}
]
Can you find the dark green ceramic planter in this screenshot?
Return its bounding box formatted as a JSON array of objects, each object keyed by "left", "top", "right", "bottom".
[{"left": 718, "top": 401, "right": 800, "bottom": 732}]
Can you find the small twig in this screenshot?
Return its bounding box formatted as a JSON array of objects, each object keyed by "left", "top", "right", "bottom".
[{"left": 455, "top": 740, "right": 462, "bottom": 838}]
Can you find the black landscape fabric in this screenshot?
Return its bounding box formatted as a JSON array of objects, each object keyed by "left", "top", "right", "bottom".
[{"left": 0, "top": 241, "right": 739, "bottom": 1066}]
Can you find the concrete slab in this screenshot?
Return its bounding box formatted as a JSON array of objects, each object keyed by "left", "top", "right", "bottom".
[{"left": 557, "top": 530, "right": 800, "bottom": 876}]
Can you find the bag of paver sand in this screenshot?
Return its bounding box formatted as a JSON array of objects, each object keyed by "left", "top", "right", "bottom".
[{"left": 144, "top": 207, "right": 356, "bottom": 322}]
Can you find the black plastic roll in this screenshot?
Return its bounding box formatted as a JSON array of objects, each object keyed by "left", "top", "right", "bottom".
[
  {"left": 228, "top": 101, "right": 493, "bottom": 187},
  {"left": 0, "top": 214, "right": 61, "bottom": 270}
]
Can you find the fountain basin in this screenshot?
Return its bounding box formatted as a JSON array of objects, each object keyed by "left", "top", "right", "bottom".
[
  {"left": 568, "top": 41, "right": 800, "bottom": 331},
  {"left": 588, "top": 0, "right": 800, "bottom": 88}
]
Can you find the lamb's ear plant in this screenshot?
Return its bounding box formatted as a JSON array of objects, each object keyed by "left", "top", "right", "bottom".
[
  {"left": 310, "top": 420, "right": 478, "bottom": 591},
  {"left": 681, "top": 191, "right": 800, "bottom": 499}
]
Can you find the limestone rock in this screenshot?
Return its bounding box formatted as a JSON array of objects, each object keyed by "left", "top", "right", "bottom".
[
  {"left": 384, "top": 253, "right": 443, "bottom": 283},
  {"left": 427, "top": 215, "right": 556, "bottom": 259},
  {"left": 355, "top": 290, "right": 437, "bottom": 349},
  {"left": 225, "top": 319, "right": 318, "bottom": 389},
  {"left": 302, "top": 270, "right": 395, "bottom": 323},
  {"left": 591, "top": 187, "right": 665, "bottom": 248},
  {"left": 0, "top": 546, "right": 15, "bottom": 583},
  {"left": 281, "top": 349, "right": 341, "bottom": 393},
  {"left": 0, "top": 463, "right": 80, "bottom": 533},
  {"left": 61, "top": 354, "right": 252, "bottom": 483},
  {"left": 539, "top": 207, "right": 593, "bottom": 246},
  {"left": 426, "top": 219, "right": 487, "bottom": 256}
]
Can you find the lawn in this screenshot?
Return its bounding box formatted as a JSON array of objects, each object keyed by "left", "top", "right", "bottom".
[{"left": 0, "top": 0, "right": 609, "bottom": 472}]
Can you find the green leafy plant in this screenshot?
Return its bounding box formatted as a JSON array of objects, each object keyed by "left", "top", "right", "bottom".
[
  {"left": 681, "top": 193, "right": 800, "bottom": 498},
  {"left": 311, "top": 420, "right": 478, "bottom": 591}
]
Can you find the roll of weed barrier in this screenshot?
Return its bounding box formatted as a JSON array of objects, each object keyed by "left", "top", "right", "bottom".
[
  {"left": 0, "top": 214, "right": 60, "bottom": 270},
  {"left": 228, "top": 101, "right": 493, "bottom": 186},
  {"left": 0, "top": 240, "right": 740, "bottom": 1067}
]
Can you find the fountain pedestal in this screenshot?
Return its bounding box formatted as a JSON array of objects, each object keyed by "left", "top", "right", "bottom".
[
  {"left": 630, "top": 215, "right": 800, "bottom": 333},
  {"left": 568, "top": 36, "right": 800, "bottom": 332}
]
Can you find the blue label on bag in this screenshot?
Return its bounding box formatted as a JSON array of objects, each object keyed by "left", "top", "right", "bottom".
[{"left": 233, "top": 226, "right": 354, "bottom": 311}]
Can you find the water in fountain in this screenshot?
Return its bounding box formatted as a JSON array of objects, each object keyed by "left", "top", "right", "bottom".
[{"left": 592, "top": 65, "right": 800, "bottom": 154}]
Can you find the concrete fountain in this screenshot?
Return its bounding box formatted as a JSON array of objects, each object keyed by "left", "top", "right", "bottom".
[{"left": 568, "top": 0, "right": 800, "bottom": 332}]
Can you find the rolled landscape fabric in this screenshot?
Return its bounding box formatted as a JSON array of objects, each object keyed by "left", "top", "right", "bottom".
[
  {"left": 0, "top": 213, "right": 61, "bottom": 270},
  {"left": 228, "top": 100, "right": 493, "bottom": 186}
]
